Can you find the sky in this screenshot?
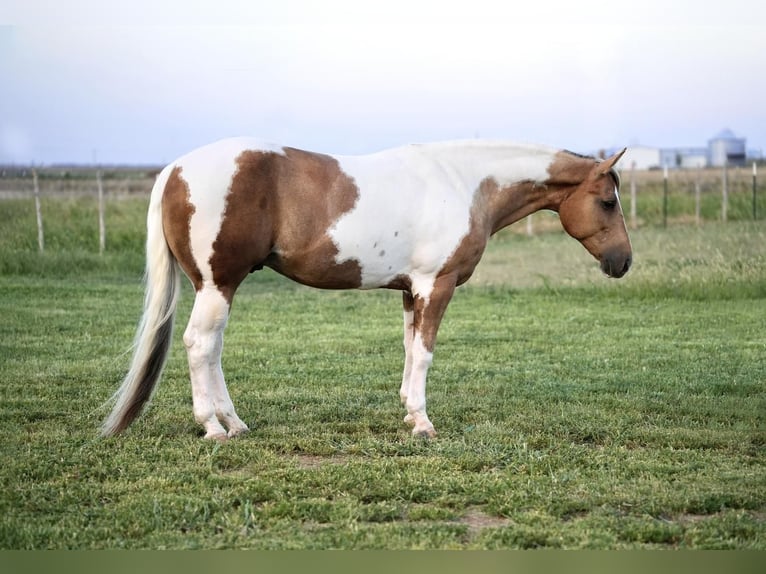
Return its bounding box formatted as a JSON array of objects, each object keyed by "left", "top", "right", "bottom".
[{"left": 1, "top": 0, "right": 765, "bottom": 165}]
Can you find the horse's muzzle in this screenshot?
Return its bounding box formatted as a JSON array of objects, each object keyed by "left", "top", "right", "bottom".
[{"left": 600, "top": 251, "right": 632, "bottom": 278}]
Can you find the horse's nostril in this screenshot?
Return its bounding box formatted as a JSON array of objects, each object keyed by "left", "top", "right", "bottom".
[
  {"left": 622, "top": 254, "right": 632, "bottom": 275},
  {"left": 602, "top": 252, "right": 632, "bottom": 278}
]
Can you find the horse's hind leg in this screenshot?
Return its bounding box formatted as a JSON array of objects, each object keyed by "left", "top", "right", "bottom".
[{"left": 184, "top": 285, "right": 249, "bottom": 439}]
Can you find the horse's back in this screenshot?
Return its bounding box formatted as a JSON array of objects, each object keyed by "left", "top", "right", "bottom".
[{"left": 157, "top": 138, "right": 479, "bottom": 295}]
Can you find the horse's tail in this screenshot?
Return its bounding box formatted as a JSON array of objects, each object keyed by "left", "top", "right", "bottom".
[{"left": 102, "top": 166, "right": 179, "bottom": 436}]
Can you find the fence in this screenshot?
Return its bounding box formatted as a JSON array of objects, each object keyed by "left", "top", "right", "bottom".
[
  {"left": 627, "top": 162, "right": 760, "bottom": 229},
  {"left": 0, "top": 162, "right": 762, "bottom": 252},
  {"left": 525, "top": 162, "right": 762, "bottom": 235},
  {"left": 0, "top": 166, "right": 157, "bottom": 253}
]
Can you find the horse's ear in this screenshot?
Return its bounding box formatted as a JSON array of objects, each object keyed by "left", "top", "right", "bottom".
[{"left": 597, "top": 148, "right": 627, "bottom": 175}]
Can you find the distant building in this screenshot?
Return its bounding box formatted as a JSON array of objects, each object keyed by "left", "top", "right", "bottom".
[
  {"left": 708, "top": 129, "right": 746, "bottom": 167},
  {"left": 620, "top": 146, "right": 661, "bottom": 170},
  {"left": 614, "top": 129, "right": 750, "bottom": 170},
  {"left": 660, "top": 147, "right": 708, "bottom": 169},
  {"left": 679, "top": 150, "right": 708, "bottom": 169}
]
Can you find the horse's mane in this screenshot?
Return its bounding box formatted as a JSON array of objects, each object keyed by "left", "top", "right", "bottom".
[{"left": 562, "top": 150, "right": 596, "bottom": 160}]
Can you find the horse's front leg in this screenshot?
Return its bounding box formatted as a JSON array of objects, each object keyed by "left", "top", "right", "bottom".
[
  {"left": 399, "top": 292, "right": 415, "bottom": 405},
  {"left": 401, "top": 273, "right": 457, "bottom": 438}
]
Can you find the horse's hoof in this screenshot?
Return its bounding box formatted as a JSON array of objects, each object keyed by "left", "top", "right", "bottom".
[
  {"left": 227, "top": 425, "right": 250, "bottom": 439},
  {"left": 403, "top": 414, "right": 415, "bottom": 426},
  {"left": 204, "top": 431, "right": 229, "bottom": 441},
  {"left": 412, "top": 427, "right": 437, "bottom": 439}
]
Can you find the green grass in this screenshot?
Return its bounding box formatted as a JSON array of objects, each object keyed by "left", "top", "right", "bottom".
[{"left": 0, "top": 196, "right": 764, "bottom": 548}]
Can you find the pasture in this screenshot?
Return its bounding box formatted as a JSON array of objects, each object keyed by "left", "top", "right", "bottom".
[{"left": 0, "top": 194, "right": 764, "bottom": 549}]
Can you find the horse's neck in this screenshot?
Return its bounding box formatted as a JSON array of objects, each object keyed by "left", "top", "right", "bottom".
[
  {"left": 416, "top": 141, "right": 565, "bottom": 233},
  {"left": 416, "top": 141, "right": 558, "bottom": 187}
]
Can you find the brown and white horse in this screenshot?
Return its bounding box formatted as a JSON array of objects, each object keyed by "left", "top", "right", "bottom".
[{"left": 102, "top": 138, "right": 631, "bottom": 439}]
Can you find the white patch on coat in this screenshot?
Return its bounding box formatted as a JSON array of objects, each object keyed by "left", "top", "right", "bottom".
[
  {"left": 328, "top": 141, "right": 556, "bottom": 291},
  {"left": 174, "top": 138, "right": 285, "bottom": 284}
]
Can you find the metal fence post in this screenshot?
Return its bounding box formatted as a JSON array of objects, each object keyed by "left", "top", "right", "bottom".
[
  {"left": 33, "top": 169, "right": 44, "bottom": 253},
  {"left": 753, "top": 162, "right": 758, "bottom": 220},
  {"left": 721, "top": 158, "right": 729, "bottom": 222},
  {"left": 662, "top": 165, "right": 668, "bottom": 228},
  {"left": 97, "top": 170, "right": 106, "bottom": 254},
  {"left": 629, "top": 161, "right": 637, "bottom": 229},
  {"left": 695, "top": 165, "right": 701, "bottom": 226}
]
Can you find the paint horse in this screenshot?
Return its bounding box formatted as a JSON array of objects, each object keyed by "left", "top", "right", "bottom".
[{"left": 102, "top": 138, "right": 631, "bottom": 440}]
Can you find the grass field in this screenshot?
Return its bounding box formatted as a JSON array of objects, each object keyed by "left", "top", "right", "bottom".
[{"left": 0, "top": 195, "right": 764, "bottom": 549}]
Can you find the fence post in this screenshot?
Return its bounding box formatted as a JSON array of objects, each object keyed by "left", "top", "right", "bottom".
[
  {"left": 753, "top": 162, "right": 758, "bottom": 220},
  {"left": 629, "top": 161, "right": 637, "bottom": 229},
  {"left": 695, "top": 165, "right": 701, "bottom": 226},
  {"left": 33, "top": 169, "right": 44, "bottom": 253},
  {"left": 662, "top": 164, "right": 668, "bottom": 228},
  {"left": 97, "top": 169, "right": 106, "bottom": 254},
  {"left": 721, "top": 158, "right": 729, "bottom": 222}
]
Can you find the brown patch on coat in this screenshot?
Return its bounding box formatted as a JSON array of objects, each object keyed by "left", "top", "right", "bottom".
[
  {"left": 161, "top": 166, "right": 203, "bottom": 291},
  {"left": 266, "top": 147, "right": 363, "bottom": 289},
  {"left": 436, "top": 176, "right": 541, "bottom": 294},
  {"left": 209, "top": 151, "right": 277, "bottom": 303},
  {"left": 438, "top": 180, "right": 496, "bottom": 287},
  {"left": 546, "top": 151, "right": 596, "bottom": 187},
  {"left": 412, "top": 273, "right": 458, "bottom": 352},
  {"left": 402, "top": 290, "right": 415, "bottom": 314},
  {"left": 481, "top": 178, "right": 546, "bottom": 235},
  {"left": 385, "top": 274, "right": 412, "bottom": 292},
  {"left": 208, "top": 147, "right": 363, "bottom": 303}
]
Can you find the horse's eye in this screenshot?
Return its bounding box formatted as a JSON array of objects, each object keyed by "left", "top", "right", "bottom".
[{"left": 601, "top": 198, "right": 617, "bottom": 210}]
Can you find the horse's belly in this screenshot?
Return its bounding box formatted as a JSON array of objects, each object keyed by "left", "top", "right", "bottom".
[{"left": 329, "top": 206, "right": 469, "bottom": 290}]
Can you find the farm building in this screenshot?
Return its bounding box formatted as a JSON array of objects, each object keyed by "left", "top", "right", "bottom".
[
  {"left": 660, "top": 147, "right": 708, "bottom": 169},
  {"left": 708, "top": 128, "right": 746, "bottom": 167},
  {"left": 619, "top": 146, "right": 661, "bottom": 170},
  {"left": 613, "top": 129, "right": 750, "bottom": 170}
]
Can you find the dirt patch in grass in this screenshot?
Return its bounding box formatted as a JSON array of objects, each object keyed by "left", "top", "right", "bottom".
[
  {"left": 459, "top": 507, "right": 512, "bottom": 535},
  {"left": 292, "top": 454, "right": 354, "bottom": 470}
]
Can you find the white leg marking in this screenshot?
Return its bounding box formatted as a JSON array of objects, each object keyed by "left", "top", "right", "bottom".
[
  {"left": 403, "top": 333, "right": 436, "bottom": 438},
  {"left": 399, "top": 305, "right": 415, "bottom": 404},
  {"left": 184, "top": 286, "right": 248, "bottom": 439}
]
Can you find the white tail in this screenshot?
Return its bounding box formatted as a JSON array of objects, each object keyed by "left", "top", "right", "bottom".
[{"left": 102, "top": 167, "right": 180, "bottom": 436}]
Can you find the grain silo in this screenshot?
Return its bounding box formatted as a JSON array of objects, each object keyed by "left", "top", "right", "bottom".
[{"left": 708, "top": 129, "right": 746, "bottom": 167}]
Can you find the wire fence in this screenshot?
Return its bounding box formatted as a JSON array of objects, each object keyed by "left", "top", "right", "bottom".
[
  {"left": 0, "top": 162, "right": 762, "bottom": 252},
  {"left": 0, "top": 166, "right": 156, "bottom": 253},
  {"left": 524, "top": 162, "right": 762, "bottom": 235},
  {"left": 622, "top": 162, "right": 761, "bottom": 229}
]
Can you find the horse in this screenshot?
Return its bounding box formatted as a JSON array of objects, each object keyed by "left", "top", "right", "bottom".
[{"left": 102, "top": 138, "right": 631, "bottom": 440}]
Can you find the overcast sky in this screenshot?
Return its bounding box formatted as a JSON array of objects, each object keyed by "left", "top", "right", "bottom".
[{"left": 1, "top": 0, "right": 764, "bottom": 164}]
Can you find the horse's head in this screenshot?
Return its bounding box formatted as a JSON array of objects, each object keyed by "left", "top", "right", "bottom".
[{"left": 557, "top": 149, "right": 632, "bottom": 278}]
